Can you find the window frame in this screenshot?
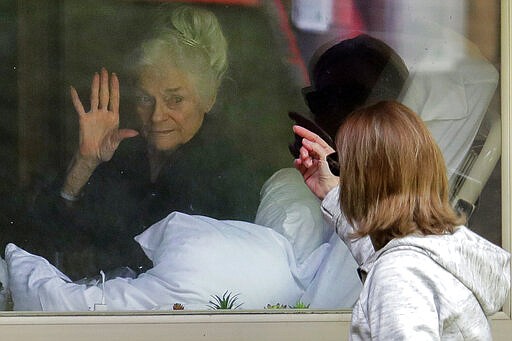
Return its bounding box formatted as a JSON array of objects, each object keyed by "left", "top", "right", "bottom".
[{"left": 0, "top": 1, "right": 511, "bottom": 340}]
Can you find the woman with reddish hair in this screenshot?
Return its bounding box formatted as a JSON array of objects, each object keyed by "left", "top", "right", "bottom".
[{"left": 294, "top": 100, "right": 510, "bottom": 340}]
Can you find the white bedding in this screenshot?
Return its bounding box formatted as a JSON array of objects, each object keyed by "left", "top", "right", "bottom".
[
  {"left": 5, "top": 168, "right": 362, "bottom": 311},
  {"left": 5, "top": 212, "right": 328, "bottom": 311}
]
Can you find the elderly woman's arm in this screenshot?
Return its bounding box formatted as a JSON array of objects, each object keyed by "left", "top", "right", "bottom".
[{"left": 61, "top": 68, "right": 138, "bottom": 201}]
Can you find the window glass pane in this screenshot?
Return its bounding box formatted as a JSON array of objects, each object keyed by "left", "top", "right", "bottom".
[{"left": 0, "top": 0, "right": 501, "bottom": 313}]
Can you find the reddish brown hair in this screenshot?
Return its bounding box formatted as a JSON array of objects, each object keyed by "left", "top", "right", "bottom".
[{"left": 336, "top": 101, "right": 464, "bottom": 249}]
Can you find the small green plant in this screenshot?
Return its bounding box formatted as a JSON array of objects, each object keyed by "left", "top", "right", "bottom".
[
  {"left": 265, "top": 301, "right": 310, "bottom": 309},
  {"left": 291, "top": 300, "right": 310, "bottom": 309},
  {"left": 172, "top": 303, "right": 184, "bottom": 310},
  {"left": 265, "top": 303, "right": 288, "bottom": 309},
  {"left": 207, "top": 291, "right": 243, "bottom": 310}
]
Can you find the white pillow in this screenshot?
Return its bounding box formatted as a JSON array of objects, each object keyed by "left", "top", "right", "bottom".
[
  {"left": 6, "top": 212, "right": 328, "bottom": 311},
  {"left": 300, "top": 232, "right": 361, "bottom": 309},
  {"left": 255, "top": 168, "right": 332, "bottom": 264},
  {"left": 256, "top": 169, "right": 363, "bottom": 309},
  {"left": 5, "top": 244, "right": 103, "bottom": 311}
]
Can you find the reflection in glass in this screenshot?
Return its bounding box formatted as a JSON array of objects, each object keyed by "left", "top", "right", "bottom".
[{"left": 0, "top": 0, "right": 501, "bottom": 313}]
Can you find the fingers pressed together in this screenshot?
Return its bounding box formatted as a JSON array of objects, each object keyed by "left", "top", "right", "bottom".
[{"left": 70, "top": 68, "right": 120, "bottom": 117}]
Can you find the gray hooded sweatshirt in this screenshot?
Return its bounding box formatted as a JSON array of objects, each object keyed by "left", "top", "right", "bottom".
[{"left": 322, "top": 187, "right": 510, "bottom": 340}]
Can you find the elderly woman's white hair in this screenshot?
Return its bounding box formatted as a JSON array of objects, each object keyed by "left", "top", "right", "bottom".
[{"left": 132, "top": 5, "right": 228, "bottom": 109}]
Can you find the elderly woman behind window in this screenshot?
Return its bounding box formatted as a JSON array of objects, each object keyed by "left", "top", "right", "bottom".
[{"left": 19, "top": 5, "right": 233, "bottom": 280}]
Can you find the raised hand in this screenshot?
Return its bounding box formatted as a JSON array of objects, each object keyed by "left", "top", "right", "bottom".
[
  {"left": 61, "top": 68, "right": 139, "bottom": 200},
  {"left": 70, "top": 67, "right": 138, "bottom": 165},
  {"left": 292, "top": 125, "right": 339, "bottom": 199}
]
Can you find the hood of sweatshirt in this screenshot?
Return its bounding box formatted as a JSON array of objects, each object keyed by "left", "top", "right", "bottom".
[{"left": 360, "top": 226, "right": 510, "bottom": 315}]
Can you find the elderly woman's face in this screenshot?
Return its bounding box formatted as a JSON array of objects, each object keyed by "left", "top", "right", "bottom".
[{"left": 135, "top": 65, "right": 206, "bottom": 152}]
